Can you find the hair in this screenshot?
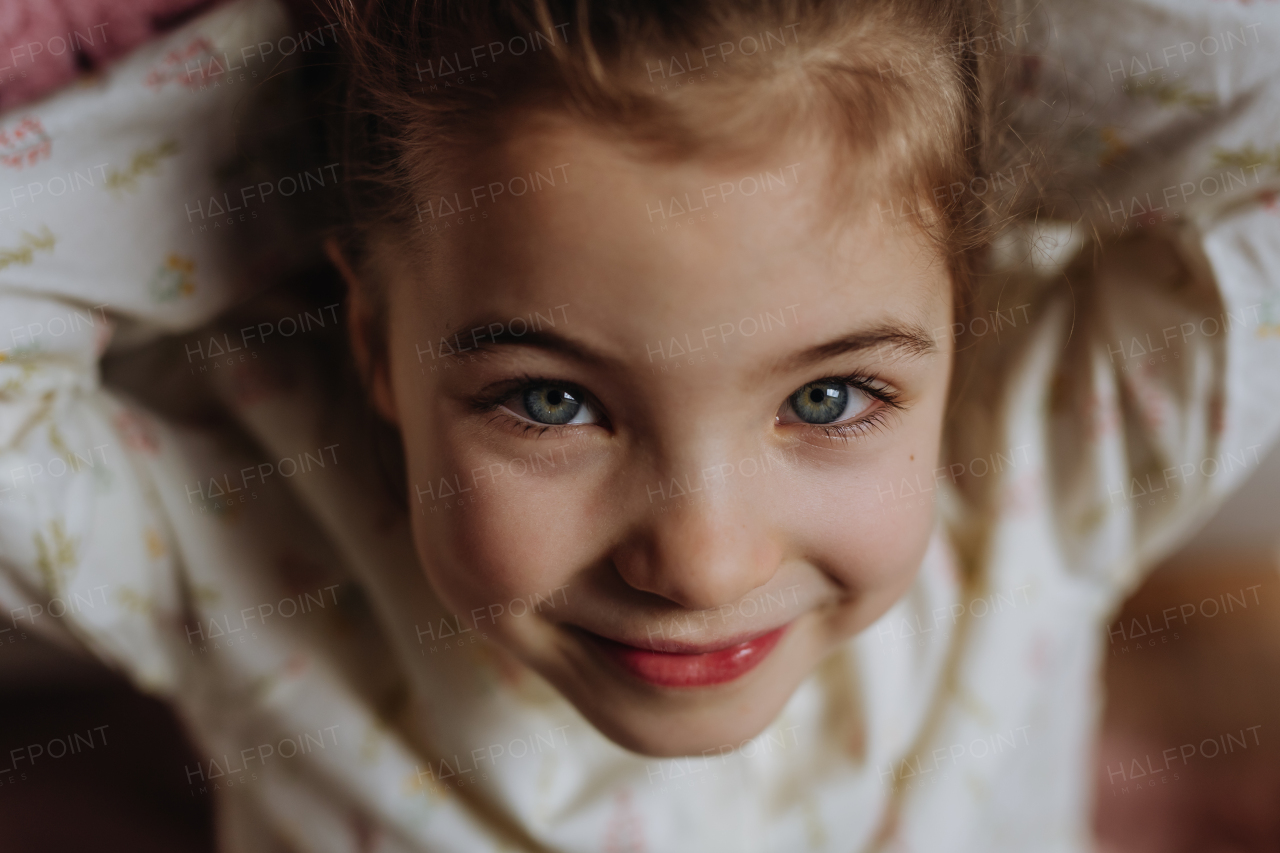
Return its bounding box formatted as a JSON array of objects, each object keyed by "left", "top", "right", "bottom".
[{"left": 322, "top": 0, "right": 1034, "bottom": 350}]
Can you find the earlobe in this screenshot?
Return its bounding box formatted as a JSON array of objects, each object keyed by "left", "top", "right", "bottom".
[{"left": 324, "top": 237, "right": 399, "bottom": 425}]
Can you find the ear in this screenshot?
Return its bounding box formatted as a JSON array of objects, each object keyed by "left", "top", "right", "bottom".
[{"left": 325, "top": 237, "right": 399, "bottom": 425}]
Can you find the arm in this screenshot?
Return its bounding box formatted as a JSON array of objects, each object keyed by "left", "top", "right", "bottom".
[{"left": 0, "top": 0, "right": 296, "bottom": 690}]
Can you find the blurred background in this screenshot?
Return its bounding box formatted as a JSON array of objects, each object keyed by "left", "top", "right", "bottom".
[
  {"left": 1093, "top": 446, "right": 1280, "bottom": 852},
  {"left": 1, "top": 447, "right": 1278, "bottom": 852}
]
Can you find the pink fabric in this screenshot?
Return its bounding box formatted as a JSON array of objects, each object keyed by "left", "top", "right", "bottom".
[{"left": 0, "top": 0, "right": 231, "bottom": 112}]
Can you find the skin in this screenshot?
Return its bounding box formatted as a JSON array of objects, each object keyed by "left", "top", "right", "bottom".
[{"left": 344, "top": 119, "right": 954, "bottom": 757}]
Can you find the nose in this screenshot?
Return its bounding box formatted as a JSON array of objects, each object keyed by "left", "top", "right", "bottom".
[{"left": 612, "top": 487, "right": 783, "bottom": 612}]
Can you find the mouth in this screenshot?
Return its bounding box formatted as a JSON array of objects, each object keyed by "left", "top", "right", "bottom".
[{"left": 578, "top": 625, "right": 789, "bottom": 688}]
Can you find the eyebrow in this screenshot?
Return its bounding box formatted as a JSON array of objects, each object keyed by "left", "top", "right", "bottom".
[
  {"left": 437, "top": 316, "right": 937, "bottom": 371},
  {"left": 437, "top": 323, "right": 621, "bottom": 368},
  {"left": 772, "top": 323, "right": 938, "bottom": 374}
]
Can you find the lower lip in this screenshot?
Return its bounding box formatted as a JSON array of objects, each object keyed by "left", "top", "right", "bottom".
[{"left": 587, "top": 627, "right": 788, "bottom": 688}]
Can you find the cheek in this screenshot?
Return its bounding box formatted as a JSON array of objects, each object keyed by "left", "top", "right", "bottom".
[
  {"left": 799, "top": 463, "right": 936, "bottom": 591},
  {"left": 405, "top": 431, "right": 606, "bottom": 620},
  {"left": 787, "top": 418, "right": 945, "bottom": 627},
  {"left": 383, "top": 338, "right": 602, "bottom": 620}
]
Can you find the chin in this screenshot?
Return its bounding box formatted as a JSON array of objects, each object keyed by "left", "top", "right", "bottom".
[{"left": 621, "top": 706, "right": 797, "bottom": 758}]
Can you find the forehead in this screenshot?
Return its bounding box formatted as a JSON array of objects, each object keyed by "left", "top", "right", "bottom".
[{"left": 403, "top": 119, "right": 951, "bottom": 351}]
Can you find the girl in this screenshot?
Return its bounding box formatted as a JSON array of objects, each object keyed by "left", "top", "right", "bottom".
[{"left": 0, "top": 0, "right": 1277, "bottom": 850}]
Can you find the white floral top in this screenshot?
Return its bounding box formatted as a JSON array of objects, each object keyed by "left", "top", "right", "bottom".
[{"left": 1, "top": 1, "right": 1278, "bottom": 851}]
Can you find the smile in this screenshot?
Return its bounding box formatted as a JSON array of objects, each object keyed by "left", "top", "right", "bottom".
[{"left": 582, "top": 625, "right": 789, "bottom": 688}]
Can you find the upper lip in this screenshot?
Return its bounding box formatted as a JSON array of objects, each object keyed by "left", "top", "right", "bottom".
[{"left": 575, "top": 624, "right": 788, "bottom": 655}]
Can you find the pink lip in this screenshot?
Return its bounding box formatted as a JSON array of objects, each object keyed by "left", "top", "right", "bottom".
[{"left": 582, "top": 626, "right": 788, "bottom": 688}]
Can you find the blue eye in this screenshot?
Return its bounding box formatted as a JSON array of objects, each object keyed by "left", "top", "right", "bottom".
[
  {"left": 520, "top": 384, "right": 591, "bottom": 425},
  {"left": 785, "top": 380, "right": 872, "bottom": 425}
]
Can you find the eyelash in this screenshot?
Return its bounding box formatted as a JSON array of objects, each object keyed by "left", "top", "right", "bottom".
[
  {"left": 800, "top": 373, "right": 905, "bottom": 445},
  {"left": 470, "top": 375, "right": 603, "bottom": 438},
  {"left": 469, "top": 373, "right": 905, "bottom": 442}
]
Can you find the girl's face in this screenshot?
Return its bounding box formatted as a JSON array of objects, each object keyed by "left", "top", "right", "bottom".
[{"left": 370, "top": 121, "right": 953, "bottom": 757}]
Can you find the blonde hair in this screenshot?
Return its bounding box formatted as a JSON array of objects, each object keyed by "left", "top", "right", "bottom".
[{"left": 328, "top": 0, "right": 1027, "bottom": 320}]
